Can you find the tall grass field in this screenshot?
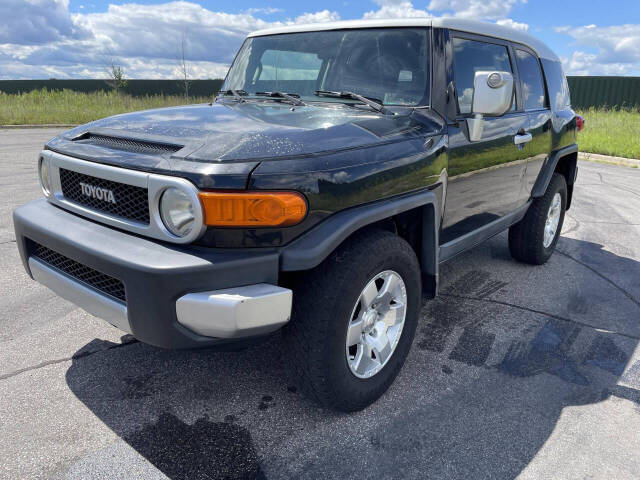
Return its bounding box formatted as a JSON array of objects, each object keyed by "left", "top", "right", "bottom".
[
  {"left": 1, "top": 89, "right": 639, "bottom": 159},
  {"left": 0, "top": 89, "right": 211, "bottom": 125},
  {"left": 576, "top": 108, "right": 640, "bottom": 160}
]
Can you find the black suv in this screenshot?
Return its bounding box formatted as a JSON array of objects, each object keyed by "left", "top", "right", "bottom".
[{"left": 13, "top": 19, "right": 579, "bottom": 411}]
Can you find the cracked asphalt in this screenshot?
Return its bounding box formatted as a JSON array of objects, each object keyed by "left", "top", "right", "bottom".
[{"left": 1, "top": 128, "right": 640, "bottom": 479}]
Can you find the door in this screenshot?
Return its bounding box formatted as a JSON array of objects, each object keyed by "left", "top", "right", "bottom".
[
  {"left": 441, "top": 34, "right": 530, "bottom": 244},
  {"left": 513, "top": 46, "right": 553, "bottom": 199}
]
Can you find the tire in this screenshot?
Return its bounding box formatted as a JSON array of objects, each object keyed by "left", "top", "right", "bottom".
[
  {"left": 283, "top": 229, "right": 422, "bottom": 412},
  {"left": 508, "top": 173, "right": 567, "bottom": 265}
]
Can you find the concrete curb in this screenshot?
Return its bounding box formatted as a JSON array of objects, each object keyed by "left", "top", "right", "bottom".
[
  {"left": 0, "top": 124, "right": 76, "bottom": 129},
  {"left": 578, "top": 152, "right": 640, "bottom": 168}
]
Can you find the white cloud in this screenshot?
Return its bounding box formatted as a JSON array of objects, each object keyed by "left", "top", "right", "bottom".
[
  {"left": 563, "top": 24, "right": 640, "bottom": 65},
  {"left": 6, "top": 0, "right": 637, "bottom": 80},
  {"left": 0, "top": 1, "right": 343, "bottom": 79},
  {"left": 363, "top": 0, "right": 430, "bottom": 19},
  {"left": 364, "top": 0, "right": 527, "bottom": 31},
  {"left": 0, "top": 0, "right": 88, "bottom": 45},
  {"left": 496, "top": 18, "right": 529, "bottom": 32},
  {"left": 426, "top": 0, "right": 524, "bottom": 20},
  {"left": 558, "top": 24, "right": 640, "bottom": 75},
  {"left": 294, "top": 10, "right": 341, "bottom": 24},
  {"left": 561, "top": 51, "right": 632, "bottom": 76},
  {"left": 73, "top": 2, "right": 274, "bottom": 64},
  {"left": 245, "top": 7, "right": 283, "bottom": 15}
]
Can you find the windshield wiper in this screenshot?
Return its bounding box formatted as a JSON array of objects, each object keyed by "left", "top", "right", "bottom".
[
  {"left": 220, "top": 89, "right": 247, "bottom": 102},
  {"left": 255, "top": 91, "right": 306, "bottom": 106},
  {"left": 314, "top": 90, "right": 393, "bottom": 115}
]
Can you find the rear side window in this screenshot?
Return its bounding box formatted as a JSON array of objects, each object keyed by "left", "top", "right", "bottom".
[
  {"left": 515, "top": 49, "right": 547, "bottom": 110},
  {"left": 452, "top": 37, "right": 514, "bottom": 114},
  {"left": 541, "top": 59, "right": 571, "bottom": 110}
]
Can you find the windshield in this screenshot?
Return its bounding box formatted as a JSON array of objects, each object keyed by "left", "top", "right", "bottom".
[{"left": 222, "top": 28, "right": 430, "bottom": 107}]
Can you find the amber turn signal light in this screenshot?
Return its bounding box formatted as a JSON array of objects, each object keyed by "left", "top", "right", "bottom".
[{"left": 198, "top": 191, "right": 307, "bottom": 227}]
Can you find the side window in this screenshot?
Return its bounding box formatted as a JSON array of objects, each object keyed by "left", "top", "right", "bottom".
[
  {"left": 541, "top": 58, "right": 571, "bottom": 110},
  {"left": 452, "top": 37, "right": 515, "bottom": 115},
  {"left": 515, "top": 49, "right": 547, "bottom": 110}
]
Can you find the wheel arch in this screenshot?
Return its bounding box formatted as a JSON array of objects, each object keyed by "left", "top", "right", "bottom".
[
  {"left": 531, "top": 144, "right": 578, "bottom": 209},
  {"left": 280, "top": 189, "right": 440, "bottom": 297}
]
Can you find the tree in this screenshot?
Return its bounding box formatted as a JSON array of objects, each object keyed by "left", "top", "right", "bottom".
[
  {"left": 178, "top": 33, "right": 191, "bottom": 101},
  {"left": 106, "top": 57, "right": 127, "bottom": 94}
]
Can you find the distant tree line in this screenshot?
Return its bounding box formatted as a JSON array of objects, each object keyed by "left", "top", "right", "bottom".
[
  {"left": 566, "top": 76, "right": 640, "bottom": 110},
  {"left": 2, "top": 77, "right": 639, "bottom": 109},
  {"left": 0, "top": 79, "right": 224, "bottom": 98}
]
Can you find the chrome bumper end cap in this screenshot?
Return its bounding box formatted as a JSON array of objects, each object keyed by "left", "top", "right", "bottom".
[{"left": 176, "top": 284, "right": 292, "bottom": 339}]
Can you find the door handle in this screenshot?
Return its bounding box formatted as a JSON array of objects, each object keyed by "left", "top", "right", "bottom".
[{"left": 514, "top": 133, "right": 532, "bottom": 145}]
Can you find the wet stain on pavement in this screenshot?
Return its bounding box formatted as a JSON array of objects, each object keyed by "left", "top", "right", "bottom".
[
  {"left": 583, "top": 335, "right": 628, "bottom": 376},
  {"left": 419, "top": 270, "right": 505, "bottom": 354},
  {"left": 418, "top": 298, "right": 467, "bottom": 351},
  {"left": 449, "top": 327, "right": 496, "bottom": 366},
  {"left": 567, "top": 292, "right": 589, "bottom": 314},
  {"left": 475, "top": 280, "right": 508, "bottom": 299},
  {"left": 422, "top": 269, "right": 632, "bottom": 390},
  {"left": 445, "top": 270, "right": 492, "bottom": 295},
  {"left": 498, "top": 320, "right": 589, "bottom": 385},
  {"left": 125, "top": 412, "right": 264, "bottom": 480}
]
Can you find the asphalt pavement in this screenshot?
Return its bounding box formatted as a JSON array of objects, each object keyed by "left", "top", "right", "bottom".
[{"left": 1, "top": 128, "right": 640, "bottom": 479}]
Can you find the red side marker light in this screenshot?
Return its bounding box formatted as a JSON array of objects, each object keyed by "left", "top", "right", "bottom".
[{"left": 576, "top": 115, "right": 585, "bottom": 132}]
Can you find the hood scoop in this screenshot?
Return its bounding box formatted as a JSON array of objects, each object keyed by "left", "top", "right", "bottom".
[{"left": 72, "top": 132, "right": 183, "bottom": 155}]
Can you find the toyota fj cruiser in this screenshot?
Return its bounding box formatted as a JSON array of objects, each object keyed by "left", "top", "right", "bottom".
[{"left": 13, "top": 18, "right": 580, "bottom": 411}]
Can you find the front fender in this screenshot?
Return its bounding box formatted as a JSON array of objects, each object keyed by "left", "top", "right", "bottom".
[{"left": 280, "top": 188, "right": 440, "bottom": 295}]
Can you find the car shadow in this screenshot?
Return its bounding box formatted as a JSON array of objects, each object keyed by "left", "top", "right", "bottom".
[{"left": 65, "top": 236, "right": 640, "bottom": 479}]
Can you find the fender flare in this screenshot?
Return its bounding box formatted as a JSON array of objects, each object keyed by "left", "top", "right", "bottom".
[
  {"left": 531, "top": 143, "right": 578, "bottom": 198},
  {"left": 280, "top": 189, "right": 440, "bottom": 295}
]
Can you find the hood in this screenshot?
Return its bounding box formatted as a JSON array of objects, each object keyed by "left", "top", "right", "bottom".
[
  {"left": 46, "top": 101, "right": 443, "bottom": 189},
  {"left": 53, "top": 101, "right": 443, "bottom": 162}
]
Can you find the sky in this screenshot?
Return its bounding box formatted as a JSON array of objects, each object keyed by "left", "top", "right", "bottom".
[{"left": 1, "top": 0, "right": 639, "bottom": 79}]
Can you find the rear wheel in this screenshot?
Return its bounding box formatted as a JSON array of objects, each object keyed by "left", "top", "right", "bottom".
[
  {"left": 283, "top": 229, "right": 421, "bottom": 412},
  {"left": 508, "top": 173, "right": 567, "bottom": 265}
]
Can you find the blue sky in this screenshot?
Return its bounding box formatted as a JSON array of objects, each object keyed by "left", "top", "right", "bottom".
[{"left": 2, "top": 0, "right": 639, "bottom": 79}]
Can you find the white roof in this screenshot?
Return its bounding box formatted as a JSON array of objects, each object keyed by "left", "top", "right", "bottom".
[{"left": 248, "top": 18, "right": 559, "bottom": 62}]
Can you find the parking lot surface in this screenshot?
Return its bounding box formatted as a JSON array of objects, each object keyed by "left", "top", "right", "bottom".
[{"left": 1, "top": 128, "right": 640, "bottom": 479}]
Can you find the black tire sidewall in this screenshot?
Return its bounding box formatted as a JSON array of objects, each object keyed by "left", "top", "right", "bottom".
[{"left": 321, "top": 237, "right": 421, "bottom": 406}]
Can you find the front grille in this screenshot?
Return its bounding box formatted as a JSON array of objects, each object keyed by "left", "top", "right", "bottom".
[
  {"left": 60, "top": 168, "right": 150, "bottom": 224},
  {"left": 74, "top": 133, "right": 183, "bottom": 154},
  {"left": 30, "top": 241, "right": 126, "bottom": 303}
]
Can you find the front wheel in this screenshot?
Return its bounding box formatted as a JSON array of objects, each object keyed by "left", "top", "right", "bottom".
[{"left": 283, "top": 229, "right": 421, "bottom": 412}]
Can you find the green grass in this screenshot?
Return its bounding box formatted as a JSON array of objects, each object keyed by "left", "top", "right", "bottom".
[
  {"left": 0, "top": 88, "right": 211, "bottom": 125},
  {"left": 577, "top": 107, "right": 640, "bottom": 159}
]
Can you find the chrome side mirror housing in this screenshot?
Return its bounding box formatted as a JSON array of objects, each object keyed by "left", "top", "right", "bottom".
[
  {"left": 472, "top": 71, "right": 514, "bottom": 116},
  {"left": 467, "top": 71, "right": 514, "bottom": 141}
]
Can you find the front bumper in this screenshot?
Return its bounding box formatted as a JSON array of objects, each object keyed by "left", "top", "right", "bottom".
[{"left": 14, "top": 199, "right": 291, "bottom": 349}]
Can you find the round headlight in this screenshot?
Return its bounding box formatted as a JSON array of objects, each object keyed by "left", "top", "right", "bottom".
[
  {"left": 159, "top": 187, "right": 196, "bottom": 237},
  {"left": 39, "top": 158, "right": 51, "bottom": 196}
]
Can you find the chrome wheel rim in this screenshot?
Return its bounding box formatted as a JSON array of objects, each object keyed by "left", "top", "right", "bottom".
[
  {"left": 345, "top": 270, "right": 407, "bottom": 379},
  {"left": 544, "top": 192, "right": 562, "bottom": 248}
]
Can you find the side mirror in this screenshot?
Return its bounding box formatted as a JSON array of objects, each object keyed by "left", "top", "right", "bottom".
[
  {"left": 472, "top": 71, "right": 514, "bottom": 116},
  {"left": 467, "top": 71, "right": 514, "bottom": 141}
]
